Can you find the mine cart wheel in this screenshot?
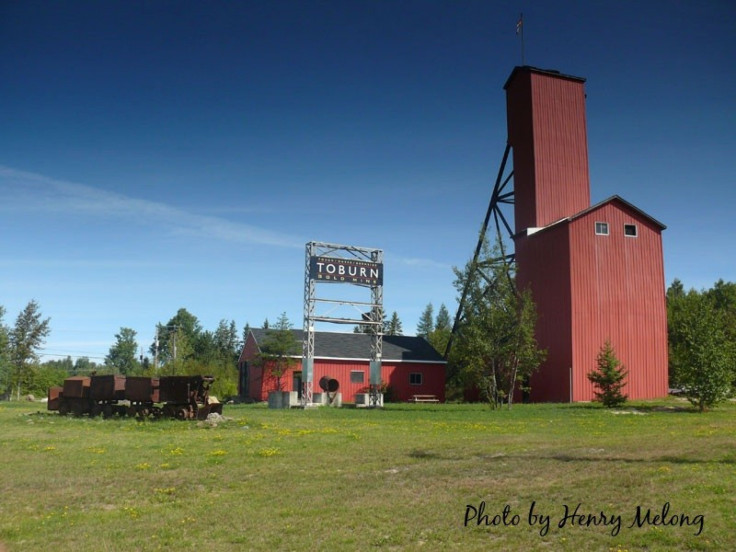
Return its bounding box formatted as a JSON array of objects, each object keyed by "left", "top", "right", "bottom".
[
  {"left": 58, "top": 402, "right": 70, "bottom": 416},
  {"left": 90, "top": 403, "right": 101, "bottom": 418},
  {"left": 152, "top": 406, "right": 163, "bottom": 418},
  {"left": 102, "top": 404, "right": 114, "bottom": 419},
  {"left": 127, "top": 405, "right": 137, "bottom": 417},
  {"left": 71, "top": 402, "right": 85, "bottom": 417},
  {"left": 137, "top": 407, "right": 150, "bottom": 419},
  {"left": 175, "top": 407, "right": 189, "bottom": 420}
]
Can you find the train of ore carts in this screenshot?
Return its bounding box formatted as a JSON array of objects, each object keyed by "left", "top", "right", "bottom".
[{"left": 47, "top": 374, "right": 223, "bottom": 420}]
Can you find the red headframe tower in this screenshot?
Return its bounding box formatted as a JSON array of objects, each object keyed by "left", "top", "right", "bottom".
[{"left": 452, "top": 66, "right": 669, "bottom": 402}]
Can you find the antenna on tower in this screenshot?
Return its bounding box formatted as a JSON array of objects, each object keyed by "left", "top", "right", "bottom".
[{"left": 516, "top": 13, "right": 525, "bottom": 65}]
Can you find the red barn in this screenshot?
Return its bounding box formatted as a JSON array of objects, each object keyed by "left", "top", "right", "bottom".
[
  {"left": 238, "top": 329, "right": 446, "bottom": 403},
  {"left": 507, "top": 66, "right": 668, "bottom": 401}
]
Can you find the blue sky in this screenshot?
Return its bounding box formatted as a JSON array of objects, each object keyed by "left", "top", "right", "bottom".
[{"left": 1, "top": 1, "right": 734, "bottom": 362}]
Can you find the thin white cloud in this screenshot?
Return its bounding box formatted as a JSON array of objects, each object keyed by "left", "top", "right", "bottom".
[
  {"left": 0, "top": 165, "right": 303, "bottom": 249},
  {"left": 391, "top": 255, "right": 452, "bottom": 270},
  {"left": 0, "top": 259, "right": 184, "bottom": 269}
]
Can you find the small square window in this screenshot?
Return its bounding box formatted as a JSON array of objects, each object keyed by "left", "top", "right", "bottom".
[
  {"left": 595, "top": 222, "right": 609, "bottom": 235},
  {"left": 350, "top": 371, "right": 364, "bottom": 384},
  {"left": 409, "top": 373, "right": 423, "bottom": 386},
  {"left": 624, "top": 224, "right": 638, "bottom": 237}
]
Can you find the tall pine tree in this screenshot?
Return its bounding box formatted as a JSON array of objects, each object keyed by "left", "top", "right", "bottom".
[
  {"left": 9, "top": 300, "right": 51, "bottom": 400},
  {"left": 416, "top": 303, "right": 434, "bottom": 338}
]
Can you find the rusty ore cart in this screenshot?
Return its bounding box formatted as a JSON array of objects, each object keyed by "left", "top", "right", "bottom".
[{"left": 47, "top": 374, "right": 222, "bottom": 420}]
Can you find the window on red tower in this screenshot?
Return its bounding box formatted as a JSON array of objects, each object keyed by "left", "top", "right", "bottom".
[
  {"left": 595, "top": 222, "right": 609, "bottom": 235},
  {"left": 624, "top": 224, "right": 638, "bottom": 237}
]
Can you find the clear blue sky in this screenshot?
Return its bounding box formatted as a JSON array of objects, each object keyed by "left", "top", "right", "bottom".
[{"left": 1, "top": 1, "right": 734, "bottom": 362}]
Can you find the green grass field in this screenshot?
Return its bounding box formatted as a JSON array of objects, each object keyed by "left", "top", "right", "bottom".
[{"left": 0, "top": 399, "right": 734, "bottom": 551}]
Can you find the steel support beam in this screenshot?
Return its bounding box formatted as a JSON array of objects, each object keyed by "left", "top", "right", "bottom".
[{"left": 445, "top": 143, "right": 516, "bottom": 359}]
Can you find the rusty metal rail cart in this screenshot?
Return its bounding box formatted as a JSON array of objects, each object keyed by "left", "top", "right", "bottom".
[{"left": 47, "top": 374, "right": 222, "bottom": 420}]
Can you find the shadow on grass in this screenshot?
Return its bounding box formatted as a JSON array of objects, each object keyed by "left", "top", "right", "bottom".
[
  {"left": 478, "top": 452, "right": 736, "bottom": 465},
  {"left": 409, "top": 448, "right": 443, "bottom": 459},
  {"left": 549, "top": 454, "right": 736, "bottom": 465},
  {"left": 563, "top": 403, "right": 699, "bottom": 414}
]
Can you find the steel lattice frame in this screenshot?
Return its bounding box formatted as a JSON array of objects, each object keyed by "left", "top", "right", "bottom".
[
  {"left": 445, "top": 143, "right": 516, "bottom": 359},
  {"left": 302, "top": 241, "right": 384, "bottom": 406}
]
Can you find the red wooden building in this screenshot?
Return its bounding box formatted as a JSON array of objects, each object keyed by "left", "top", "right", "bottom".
[
  {"left": 507, "top": 66, "right": 668, "bottom": 401},
  {"left": 238, "top": 329, "right": 446, "bottom": 403}
]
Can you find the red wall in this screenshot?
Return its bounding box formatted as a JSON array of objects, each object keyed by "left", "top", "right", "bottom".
[
  {"left": 505, "top": 67, "right": 667, "bottom": 402},
  {"left": 516, "top": 222, "right": 574, "bottom": 402},
  {"left": 238, "top": 334, "right": 446, "bottom": 403},
  {"left": 518, "top": 201, "right": 668, "bottom": 402},
  {"left": 569, "top": 203, "right": 669, "bottom": 400},
  {"left": 506, "top": 67, "right": 591, "bottom": 232}
]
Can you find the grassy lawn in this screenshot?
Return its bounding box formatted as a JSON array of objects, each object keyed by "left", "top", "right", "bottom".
[{"left": 0, "top": 398, "right": 734, "bottom": 551}]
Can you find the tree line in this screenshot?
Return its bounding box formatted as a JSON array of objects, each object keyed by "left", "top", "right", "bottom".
[
  {"left": 0, "top": 303, "right": 247, "bottom": 400},
  {"left": 3, "top": 274, "right": 733, "bottom": 409}
]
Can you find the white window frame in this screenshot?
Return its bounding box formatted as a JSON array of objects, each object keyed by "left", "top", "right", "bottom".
[
  {"left": 624, "top": 224, "right": 638, "bottom": 238},
  {"left": 595, "top": 221, "right": 609, "bottom": 236}
]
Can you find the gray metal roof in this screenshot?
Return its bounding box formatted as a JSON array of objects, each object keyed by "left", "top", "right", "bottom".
[
  {"left": 248, "top": 328, "right": 446, "bottom": 363},
  {"left": 571, "top": 195, "right": 666, "bottom": 229},
  {"left": 514, "top": 195, "right": 666, "bottom": 239}
]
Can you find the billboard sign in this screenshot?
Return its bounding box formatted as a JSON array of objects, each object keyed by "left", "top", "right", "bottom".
[{"left": 309, "top": 256, "right": 383, "bottom": 285}]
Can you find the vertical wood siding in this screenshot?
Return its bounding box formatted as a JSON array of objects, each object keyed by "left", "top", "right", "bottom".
[
  {"left": 506, "top": 68, "right": 667, "bottom": 402},
  {"left": 530, "top": 73, "right": 591, "bottom": 227},
  {"left": 520, "top": 202, "right": 668, "bottom": 402},
  {"left": 314, "top": 360, "right": 446, "bottom": 403},
  {"left": 506, "top": 68, "right": 591, "bottom": 232},
  {"left": 516, "top": 223, "right": 574, "bottom": 402},
  {"left": 569, "top": 203, "right": 668, "bottom": 400},
  {"left": 238, "top": 344, "right": 446, "bottom": 403},
  {"left": 506, "top": 70, "right": 537, "bottom": 233}
]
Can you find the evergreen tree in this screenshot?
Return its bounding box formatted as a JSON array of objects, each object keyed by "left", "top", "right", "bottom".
[
  {"left": 416, "top": 303, "right": 434, "bottom": 338},
  {"left": 214, "top": 319, "right": 240, "bottom": 360},
  {"left": 386, "top": 312, "right": 403, "bottom": 336},
  {"left": 587, "top": 341, "right": 628, "bottom": 407},
  {"left": 9, "top": 300, "right": 51, "bottom": 400},
  {"left": 106, "top": 327, "right": 140, "bottom": 375},
  {"left": 353, "top": 310, "right": 387, "bottom": 334},
  {"left": 435, "top": 304, "right": 451, "bottom": 332},
  {"left": 427, "top": 303, "right": 452, "bottom": 355}
]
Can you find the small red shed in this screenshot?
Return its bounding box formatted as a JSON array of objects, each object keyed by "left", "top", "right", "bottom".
[{"left": 238, "top": 329, "right": 446, "bottom": 403}]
